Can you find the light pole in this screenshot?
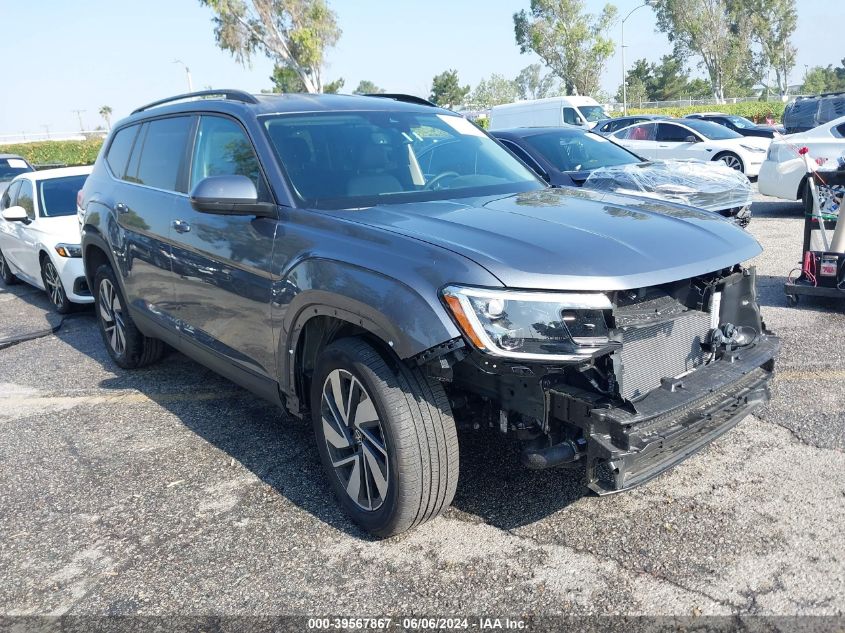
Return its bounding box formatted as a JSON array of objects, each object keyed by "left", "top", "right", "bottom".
[
  {"left": 173, "top": 60, "right": 194, "bottom": 93},
  {"left": 621, "top": 0, "right": 655, "bottom": 116}
]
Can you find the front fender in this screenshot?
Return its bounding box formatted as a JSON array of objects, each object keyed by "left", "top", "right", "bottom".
[{"left": 276, "top": 257, "right": 462, "bottom": 395}]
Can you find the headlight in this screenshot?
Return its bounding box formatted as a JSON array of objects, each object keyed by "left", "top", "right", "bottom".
[
  {"left": 54, "top": 243, "right": 82, "bottom": 258},
  {"left": 441, "top": 285, "right": 613, "bottom": 361},
  {"left": 740, "top": 144, "right": 766, "bottom": 153}
]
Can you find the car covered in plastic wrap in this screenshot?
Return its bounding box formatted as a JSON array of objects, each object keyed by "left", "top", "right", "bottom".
[{"left": 492, "top": 126, "right": 753, "bottom": 227}]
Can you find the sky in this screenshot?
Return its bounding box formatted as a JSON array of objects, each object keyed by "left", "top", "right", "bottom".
[{"left": 0, "top": 0, "right": 838, "bottom": 138}]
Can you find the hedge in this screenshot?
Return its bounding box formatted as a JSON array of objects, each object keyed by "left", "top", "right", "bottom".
[
  {"left": 623, "top": 101, "right": 786, "bottom": 122},
  {"left": 0, "top": 138, "right": 104, "bottom": 167}
]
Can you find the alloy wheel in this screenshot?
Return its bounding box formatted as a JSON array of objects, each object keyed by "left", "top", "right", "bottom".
[
  {"left": 43, "top": 261, "right": 64, "bottom": 307},
  {"left": 98, "top": 278, "right": 126, "bottom": 356},
  {"left": 719, "top": 155, "right": 743, "bottom": 171},
  {"left": 321, "top": 369, "right": 389, "bottom": 511}
]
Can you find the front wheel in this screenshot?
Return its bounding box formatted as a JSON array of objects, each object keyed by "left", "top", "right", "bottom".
[
  {"left": 716, "top": 152, "right": 744, "bottom": 172},
  {"left": 311, "top": 338, "right": 459, "bottom": 537},
  {"left": 41, "top": 257, "right": 72, "bottom": 314},
  {"left": 94, "top": 264, "right": 164, "bottom": 369}
]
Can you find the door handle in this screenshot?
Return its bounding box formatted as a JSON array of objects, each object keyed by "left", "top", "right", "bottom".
[
  {"left": 115, "top": 203, "right": 129, "bottom": 214},
  {"left": 171, "top": 219, "right": 191, "bottom": 234}
]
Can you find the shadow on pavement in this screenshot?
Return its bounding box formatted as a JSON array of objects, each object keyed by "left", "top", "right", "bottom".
[{"left": 6, "top": 284, "right": 586, "bottom": 538}]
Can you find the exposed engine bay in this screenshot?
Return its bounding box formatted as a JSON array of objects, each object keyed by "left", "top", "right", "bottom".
[{"left": 421, "top": 265, "right": 779, "bottom": 494}]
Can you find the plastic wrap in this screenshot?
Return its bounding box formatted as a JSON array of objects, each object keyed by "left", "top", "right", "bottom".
[{"left": 582, "top": 159, "right": 753, "bottom": 214}]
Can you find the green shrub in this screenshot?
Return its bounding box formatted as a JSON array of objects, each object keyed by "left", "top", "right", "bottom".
[
  {"left": 622, "top": 101, "right": 786, "bottom": 123},
  {"left": 0, "top": 138, "right": 104, "bottom": 167}
]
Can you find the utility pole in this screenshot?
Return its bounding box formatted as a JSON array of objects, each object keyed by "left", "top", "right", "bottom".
[
  {"left": 621, "top": 1, "right": 656, "bottom": 116},
  {"left": 41, "top": 125, "right": 50, "bottom": 140},
  {"left": 173, "top": 60, "right": 194, "bottom": 93},
  {"left": 72, "top": 110, "right": 86, "bottom": 133}
]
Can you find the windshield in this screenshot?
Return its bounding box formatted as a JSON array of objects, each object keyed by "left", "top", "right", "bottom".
[
  {"left": 579, "top": 105, "right": 609, "bottom": 122},
  {"left": 680, "top": 119, "right": 742, "bottom": 140},
  {"left": 263, "top": 111, "right": 542, "bottom": 209},
  {"left": 521, "top": 130, "right": 640, "bottom": 172},
  {"left": 724, "top": 115, "right": 755, "bottom": 129},
  {"left": 0, "top": 157, "right": 33, "bottom": 181},
  {"left": 38, "top": 175, "right": 88, "bottom": 217}
]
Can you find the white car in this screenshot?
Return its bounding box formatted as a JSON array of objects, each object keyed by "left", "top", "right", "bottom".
[
  {"left": 610, "top": 118, "right": 771, "bottom": 177},
  {"left": 0, "top": 166, "right": 94, "bottom": 313},
  {"left": 758, "top": 115, "right": 845, "bottom": 202}
]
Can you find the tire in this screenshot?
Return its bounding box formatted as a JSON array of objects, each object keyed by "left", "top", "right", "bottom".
[
  {"left": 41, "top": 257, "right": 73, "bottom": 314},
  {"left": 93, "top": 264, "right": 164, "bottom": 369},
  {"left": 311, "top": 337, "right": 459, "bottom": 537},
  {"left": 715, "top": 152, "right": 744, "bottom": 173},
  {"left": 0, "top": 248, "right": 18, "bottom": 285}
]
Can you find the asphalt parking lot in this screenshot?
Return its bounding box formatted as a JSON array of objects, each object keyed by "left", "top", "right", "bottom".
[{"left": 1, "top": 192, "right": 843, "bottom": 620}]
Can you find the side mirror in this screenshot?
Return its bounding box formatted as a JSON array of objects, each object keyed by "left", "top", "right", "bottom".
[
  {"left": 189, "top": 175, "right": 276, "bottom": 217},
  {"left": 1, "top": 205, "right": 28, "bottom": 222},
  {"left": 684, "top": 135, "right": 699, "bottom": 143}
]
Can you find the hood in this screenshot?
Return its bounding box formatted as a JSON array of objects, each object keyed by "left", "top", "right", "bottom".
[
  {"left": 36, "top": 215, "right": 83, "bottom": 240},
  {"left": 323, "top": 188, "right": 762, "bottom": 291}
]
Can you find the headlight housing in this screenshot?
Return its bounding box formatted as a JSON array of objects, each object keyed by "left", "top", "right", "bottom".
[
  {"left": 441, "top": 285, "right": 613, "bottom": 361},
  {"left": 54, "top": 243, "right": 82, "bottom": 258}
]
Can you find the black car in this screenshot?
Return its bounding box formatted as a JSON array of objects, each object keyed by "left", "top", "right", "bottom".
[
  {"left": 593, "top": 114, "right": 668, "bottom": 136},
  {"left": 683, "top": 113, "right": 783, "bottom": 138},
  {"left": 782, "top": 92, "right": 845, "bottom": 134},
  {"left": 491, "top": 126, "right": 753, "bottom": 225},
  {"left": 77, "top": 90, "right": 777, "bottom": 536},
  {"left": 0, "top": 154, "right": 35, "bottom": 194}
]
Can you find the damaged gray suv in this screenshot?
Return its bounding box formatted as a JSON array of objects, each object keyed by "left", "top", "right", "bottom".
[{"left": 80, "top": 91, "right": 779, "bottom": 536}]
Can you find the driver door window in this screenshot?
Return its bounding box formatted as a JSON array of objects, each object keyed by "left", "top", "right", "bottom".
[
  {"left": 563, "top": 107, "right": 579, "bottom": 125},
  {"left": 17, "top": 180, "right": 35, "bottom": 221},
  {"left": 1, "top": 181, "right": 21, "bottom": 211}
]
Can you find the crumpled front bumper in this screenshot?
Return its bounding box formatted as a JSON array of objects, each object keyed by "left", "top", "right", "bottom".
[{"left": 550, "top": 335, "right": 780, "bottom": 494}]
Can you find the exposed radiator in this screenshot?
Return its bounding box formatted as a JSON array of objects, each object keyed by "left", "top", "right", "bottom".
[{"left": 615, "top": 309, "right": 712, "bottom": 401}]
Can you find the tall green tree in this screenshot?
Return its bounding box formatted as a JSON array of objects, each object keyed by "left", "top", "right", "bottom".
[
  {"left": 651, "top": 0, "right": 752, "bottom": 101},
  {"left": 515, "top": 64, "right": 560, "bottom": 100},
  {"left": 323, "top": 77, "right": 345, "bottom": 94},
  {"left": 743, "top": 0, "right": 796, "bottom": 97},
  {"left": 269, "top": 64, "right": 306, "bottom": 92},
  {"left": 514, "top": 0, "right": 618, "bottom": 97},
  {"left": 353, "top": 80, "right": 384, "bottom": 95},
  {"left": 470, "top": 74, "right": 520, "bottom": 108},
  {"left": 429, "top": 69, "right": 470, "bottom": 108},
  {"left": 801, "top": 60, "right": 845, "bottom": 94},
  {"left": 651, "top": 55, "right": 690, "bottom": 100},
  {"left": 200, "top": 0, "right": 340, "bottom": 93}
]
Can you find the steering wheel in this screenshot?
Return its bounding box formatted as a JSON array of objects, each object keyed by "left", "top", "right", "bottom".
[{"left": 424, "top": 171, "right": 460, "bottom": 191}]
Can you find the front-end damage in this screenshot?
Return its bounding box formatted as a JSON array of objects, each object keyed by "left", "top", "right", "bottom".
[{"left": 418, "top": 265, "right": 779, "bottom": 494}]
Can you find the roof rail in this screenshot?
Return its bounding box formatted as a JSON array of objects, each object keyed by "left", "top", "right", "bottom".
[
  {"left": 364, "top": 93, "right": 437, "bottom": 107},
  {"left": 131, "top": 89, "right": 259, "bottom": 115}
]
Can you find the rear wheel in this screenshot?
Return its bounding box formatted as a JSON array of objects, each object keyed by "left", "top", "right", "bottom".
[
  {"left": 0, "top": 249, "right": 18, "bottom": 285},
  {"left": 716, "top": 152, "right": 744, "bottom": 172},
  {"left": 41, "top": 257, "right": 72, "bottom": 314},
  {"left": 94, "top": 264, "right": 164, "bottom": 369},
  {"left": 311, "top": 337, "right": 459, "bottom": 537}
]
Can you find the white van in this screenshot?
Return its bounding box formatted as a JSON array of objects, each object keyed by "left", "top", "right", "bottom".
[{"left": 488, "top": 96, "right": 609, "bottom": 131}]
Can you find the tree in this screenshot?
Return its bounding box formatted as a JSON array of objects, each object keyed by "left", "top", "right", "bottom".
[
  {"left": 513, "top": 0, "right": 618, "bottom": 97},
  {"left": 470, "top": 74, "right": 520, "bottom": 108},
  {"left": 99, "top": 105, "right": 113, "bottom": 130},
  {"left": 323, "top": 77, "right": 345, "bottom": 93},
  {"left": 651, "top": 55, "right": 690, "bottom": 101},
  {"left": 429, "top": 69, "right": 470, "bottom": 108},
  {"left": 515, "top": 64, "right": 560, "bottom": 100},
  {"left": 801, "top": 61, "right": 845, "bottom": 95},
  {"left": 269, "top": 64, "right": 306, "bottom": 92},
  {"left": 743, "top": 0, "right": 796, "bottom": 97},
  {"left": 353, "top": 80, "right": 384, "bottom": 95},
  {"left": 685, "top": 78, "right": 713, "bottom": 98},
  {"left": 651, "top": 0, "right": 752, "bottom": 101},
  {"left": 200, "top": 0, "right": 340, "bottom": 93}
]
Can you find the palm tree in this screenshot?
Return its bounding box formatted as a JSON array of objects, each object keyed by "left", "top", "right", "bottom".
[{"left": 99, "top": 105, "right": 113, "bottom": 130}]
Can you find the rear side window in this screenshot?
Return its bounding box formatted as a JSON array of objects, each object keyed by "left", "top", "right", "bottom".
[
  {"left": 105, "top": 126, "right": 138, "bottom": 178},
  {"left": 128, "top": 117, "right": 192, "bottom": 192},
  {"left": 657, "top": 123, "right": 694, "bottom": 142}
]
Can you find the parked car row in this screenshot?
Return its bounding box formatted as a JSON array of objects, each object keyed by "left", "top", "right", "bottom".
[{"left": 0, "top": 91, "right": 780, "bottom": 539}]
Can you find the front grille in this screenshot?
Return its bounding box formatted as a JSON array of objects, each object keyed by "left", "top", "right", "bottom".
[{"left": 615, "top": 310, "right": 711, "bottom": 401}]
